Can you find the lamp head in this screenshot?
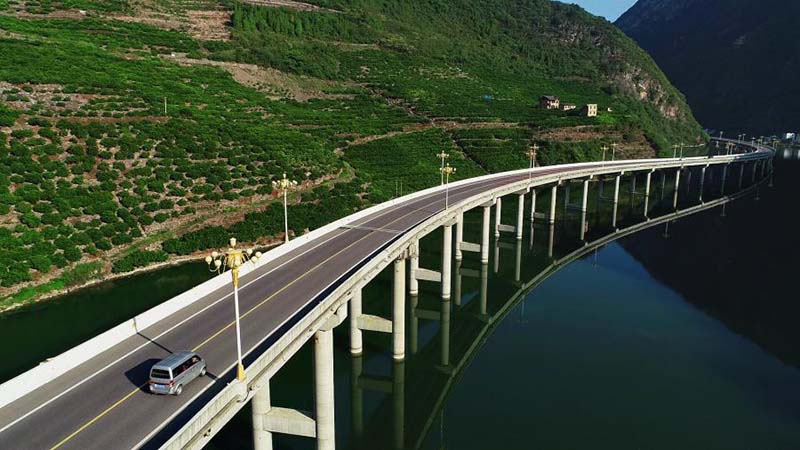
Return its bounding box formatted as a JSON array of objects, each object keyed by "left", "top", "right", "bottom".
[{"left": 204, "top": 256, "right": 212, "bottom": 265}]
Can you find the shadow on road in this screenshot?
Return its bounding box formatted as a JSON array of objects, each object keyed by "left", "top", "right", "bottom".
[{"left": 125, "top": 358, "right": 161, "bottom": 392}]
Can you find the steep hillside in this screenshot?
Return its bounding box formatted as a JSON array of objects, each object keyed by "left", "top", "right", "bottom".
[
  {"left": 0, "top": 0, "right": 703, "bottom": 308},
  {"left": 617, "top": 0, "right": 800, "bottom": 135}
]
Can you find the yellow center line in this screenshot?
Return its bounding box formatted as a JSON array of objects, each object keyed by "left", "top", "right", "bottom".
[
  {"left": 45, "top": 179, "right": 480, "bottom": 450},
  {"left": 50, "top": 385, "right": 144, "bottom": 450}
]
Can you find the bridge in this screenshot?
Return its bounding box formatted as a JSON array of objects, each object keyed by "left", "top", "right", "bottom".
[{"left": 0, "top": 139, "right": 773, "bottom": 450}]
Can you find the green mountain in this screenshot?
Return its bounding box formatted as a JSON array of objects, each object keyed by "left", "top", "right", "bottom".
[
  {"left": 0, "top": 0, "right": 702, "bottom": 306},
  {"left": 616, "top": 0, "right": 800, "bottom": 135}
]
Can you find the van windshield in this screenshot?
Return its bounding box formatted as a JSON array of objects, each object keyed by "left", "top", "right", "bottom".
[{"left": 151, "top": 368, "right": 171, "bottom": 380}]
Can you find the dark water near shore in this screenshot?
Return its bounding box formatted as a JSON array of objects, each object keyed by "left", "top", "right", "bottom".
[{"left": 2, "top": 153, "right": 800, "bottom": 449}]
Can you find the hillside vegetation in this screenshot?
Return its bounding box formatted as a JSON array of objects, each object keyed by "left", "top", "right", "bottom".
[
  {"left": 617, "top": 0, "right": 800, "bottom": 135},
  {"left": 0, "top": 0, "right": 703, "bottom": 308}
]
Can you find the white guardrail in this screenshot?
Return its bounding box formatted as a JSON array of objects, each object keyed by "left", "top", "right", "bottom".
[{"left": 0, "top": 143, "right": 771, "bottom": 410}]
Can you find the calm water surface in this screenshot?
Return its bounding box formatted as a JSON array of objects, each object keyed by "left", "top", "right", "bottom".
[{"left": 2, "top": 155, "right": 799, "bottom": 449}]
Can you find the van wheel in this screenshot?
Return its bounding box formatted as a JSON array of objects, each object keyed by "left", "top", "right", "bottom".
[
  {"left": 175, "top": 384, "right": 183, "bottom": 396},
  {"left": 200, "top": 367, "right": 207, "bottom": 377}
]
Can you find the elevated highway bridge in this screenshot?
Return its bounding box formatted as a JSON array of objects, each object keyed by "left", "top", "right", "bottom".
[{"left": 0, "top": 139, "right": 773, "bottom": 450}]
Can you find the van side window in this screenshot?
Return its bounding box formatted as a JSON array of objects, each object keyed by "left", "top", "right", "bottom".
[{"left": 173, "top": 357, "right": 191, "bottom": 376}]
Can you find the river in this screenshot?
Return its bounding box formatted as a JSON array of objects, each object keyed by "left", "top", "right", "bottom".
[{"left": 2, "top": 153, "right": 799, "bottom": 449}]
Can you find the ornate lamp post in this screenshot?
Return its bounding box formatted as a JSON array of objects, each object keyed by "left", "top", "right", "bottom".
[
  {"left": 437, "top": 151, "right": 450, "bottom": 185},
  {"left": 525, "top": 144, "right": 538, "bottom": 181},
  {"left": 206, "top": 237, "right": 262, "bottom": 382},
  {"left": 440, "top": 163, "right": 456, "bottom": 209},
  {"left": 272, "top": 173, "right": 298, "bottom": 244}
]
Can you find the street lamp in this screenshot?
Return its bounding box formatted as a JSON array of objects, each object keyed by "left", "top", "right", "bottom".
[
  {"left": 440, "top": 163, "right": 456, "bottom": 209},
  {"left": 206, "top": 237, "right": 262, "bottom": 382},
  {"left": 272, "top": 173, "right": 298, "bottom": 244},
  {"left": 611, "top": 143, "right": 618, "bottom": 161},
  {"left": 525, "top": 144, "right": 538, "bottom": 181},
  {"left": 437, "top": 151, "right": 450, "bottom": 185},
  {"left": 601, "top": 145, "right": 608, "bottom": 162}
]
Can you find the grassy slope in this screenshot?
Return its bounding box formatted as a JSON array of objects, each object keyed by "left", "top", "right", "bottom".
[{"left": 0, "top": 0, "right": 704, "bottom": 307}]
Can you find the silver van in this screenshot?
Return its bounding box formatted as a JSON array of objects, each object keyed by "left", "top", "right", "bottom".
[{"left": 148, "top": 351, "right": 207, "bottom": 396}]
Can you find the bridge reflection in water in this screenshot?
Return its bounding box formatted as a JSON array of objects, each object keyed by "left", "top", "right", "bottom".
[{"left": 210, "top": 155, "right": 771, "bottom": 450}]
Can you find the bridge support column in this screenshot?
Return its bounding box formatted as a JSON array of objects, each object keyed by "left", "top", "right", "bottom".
[
  {"left": 349, "top": 288, "right": 363, "bottom": 355},
  {"left": 530, "top": 188, "right": 537, "bottom": 221},
  {"left": 644, "top": 171, "right": 652, "bottom": 217},
  {"left": 548, "top": 223, "right": 555, "bottom": 258},
  {"left": 252, "top": 383, "right": 273, "bottom": 450},
  {"left": 393, "top": 258, "right": 406, "bottom": 361},
  {"left": 549, "top": 184, "right": 558, "bottom": 224},
  {"left": 612, "top": 175, "right": 621, "bottom": 229},
  {"left": 516, "top": 193, "right": 525, "bottom": 240},
  {"left": 673, "top": 170, "right": 681, "bottom": 210},
  {"left": 441, "top": 224, "right": 452, "bottom": 300},
  {"left": 514, "top": 240, "right": 522, "bottom": 284},
  {"left": 564, "top": 183, "right": 571, "bottom": 211},
  {"left": 408, "top": 242, "right": 419, "bottom": 296},
  {"left": 751, "top": 161, "right": 758, "bottom": 184},
  {"left": 454, "top": 212, "right": 463, "bottom": 261},
  {"left": 481, "top": 206, "right": 491, "bottom": 263},
  {"left": 493, "top": 239, "right": 500, "bottom": 274},
  {"left": 494, "top": 197, "right": 502, "bottom": 237},
  {"left": 453, "top": 260, "right": 462, "bottom": 307},
  {"left": 579, "top": 179, "right": 589, "bottom": 241},
  {"left": 699, "top": 166, "right": 707, "bottom": 202},
  {"left": 314, "top": 328, "right": 335, "bottom": 450}
]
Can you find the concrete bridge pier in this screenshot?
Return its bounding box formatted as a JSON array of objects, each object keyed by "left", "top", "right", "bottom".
[
  {"left": 612, "top": 174, "right": 621, "bottom": 229},
  {"left": 643, "top": 170, "right": 652, "bottom": 217},
  {"left": 564, "top": 182, "right": 571, "bottom": 212},
  {"left": 514, "top": 240, "right": 522, "bottom": 284},
  {"left": 530, "top": 188, "right": 537, "bottom": 221},
  {"left": 408, "top": 242, "right": 419, "bottom": 297},
  {"left": 516, "top": 193, "right": 525, "bottom": 240},
  {"left": 548, "top": 223, "right": 555, "bottom": 259},
  {"left": 314, "top": 328, "right": 336, "bottom": 450},
  {"left": 579, "top": 179, "right": 590, "bottom": 241},
  {"left": 393, "top": 258, "right": 406, "bottom": 361},
  {"left": 481, "top": 205, "right": 491, "bottom": 263},
  {"left": 673, "top": 170, "right": 681, "bottom": 210},
  {"left": 686, "top": 168, "right": 693, "bottom": 193},
  {"left": 494, "top": 197, "right": 502, "bottom": 237},
  {"left": 699, "top": 165, "right": 707, "bottom": 202},
  {"left": 454, "top": 212, "right": 463, "bottom": 261},
  {"left": 751, "top": 160, "right": 759, "bottom": 184},
  {"left": 252, "top": 383, "right": 273, "bottom": 450},
  {"left": 549, "top": 184, "right": 558, "bottom": 224},
  {"left": 441, "top": 224, "right": 453, "bottom": 300},
  {"left": 349, "top": 288, "right": 363, "bottom": 355},
  {"left": 660, "top": 171, "right": 667, "bottom": 199}
]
